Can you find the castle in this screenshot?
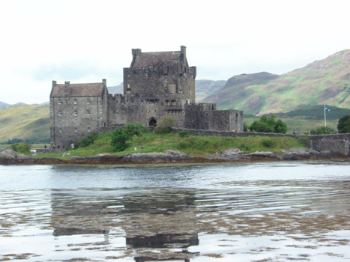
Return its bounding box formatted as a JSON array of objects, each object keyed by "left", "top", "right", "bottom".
[{"left": 50, "top": 46, "right": 243, "bottom": 148}]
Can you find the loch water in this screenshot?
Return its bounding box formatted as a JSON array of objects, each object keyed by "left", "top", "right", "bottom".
[{"left": 0, "top": 162, "right": 350, "bottom": 261}]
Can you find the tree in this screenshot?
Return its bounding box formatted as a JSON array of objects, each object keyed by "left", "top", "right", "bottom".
[
  {"left": 111, "top": 129, "right": 129, "bottom": 151},
  {"left": 249, "top": 115, "right": 287, "bottom": 133},
  {"left": 337, "top": 115, "right": 350, "bottom": 133},
  {"left": 274, "top": 119, "right": 288, "bottom": 134}
]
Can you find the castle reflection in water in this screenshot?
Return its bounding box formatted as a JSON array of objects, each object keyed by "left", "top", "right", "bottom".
[{"left": 50, "top": 189, "right": 199, "bottom": 261}]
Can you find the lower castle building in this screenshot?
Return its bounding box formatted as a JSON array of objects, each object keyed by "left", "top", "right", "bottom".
[{"left": 50, "top": 46, "right": 243, "bottom": 148}]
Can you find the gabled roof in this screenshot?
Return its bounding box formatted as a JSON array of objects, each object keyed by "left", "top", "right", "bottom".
[
  {"left": 132, "top": 51, "right": 182, "bottom": 68},
  {"left": 51, "top": 83, "right": 106, "bottom": 97}
]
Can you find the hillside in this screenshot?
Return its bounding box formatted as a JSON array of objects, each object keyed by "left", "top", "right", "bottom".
[
  {"left": 196, "top": 80, "right": 226, "bottom": 101},
  {"left": 203, "top": 72, "right": 278, "bottom": 112},
  {"left": 0, "top": 101, "right": 9, "bottom": 109},
  {"left": 108, "top": 83, "right": 123, "bottom": 94},
  {"left": 204, "top": 50, "right": 350, "bottom": 115},
  {"left": 0, "top": 104, "right": 49, "bottom": 143},
  {"left": 276, "top": 104, "right": 350, "bottom": 120}
]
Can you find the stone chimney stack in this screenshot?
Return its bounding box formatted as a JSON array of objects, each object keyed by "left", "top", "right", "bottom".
[
  {"left": 64, "top": 81, "right": 70, "bottom": 87},
  {"left": 132, "top": 48, "right": 142, "bottom": 58},
  {"left": 52, "top": 80, "right": 57, "bottom": 87},
  {"left": 102, "top": 79, "right": 107, "bottom": 87},
  {"left": 131, "top": 48, "right": 142, "bottom": 67},
  {"left": 181, "top": 45, "right": 186, "bottom": 58}
]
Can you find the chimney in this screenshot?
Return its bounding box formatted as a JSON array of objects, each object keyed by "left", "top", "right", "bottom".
[
  {"left": 64, "top": 81, "right": 70, "bottom": 87},
  {"left": 180, "top": 45, "right": 186, "bottom": 58},
  {"left": 131, "top": 48, "right": 142, "bottom": 67},
  {"left": 102, "top": 79, "right": 107, "bottom": 87},
  {"left": 132, "top": 48, "right": 142, "bottom": 58},
  {"left": 52, "top": 80, "right": 57, "bottom": 87}
]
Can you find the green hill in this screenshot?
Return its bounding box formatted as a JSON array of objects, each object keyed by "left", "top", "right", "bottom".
[
  {"left": 196, "top": 80, "right": 226, "bottom": 101},
  {"left": 277, "top": 104, "right": 350, "bottom": 120},
  {"left": 204, "top": 50, "right": 350, "bottom": 115},
  {"left": 0, "top": 104, "right": 49, "bottom": 143}
]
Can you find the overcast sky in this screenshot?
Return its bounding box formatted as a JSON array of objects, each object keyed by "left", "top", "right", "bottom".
[{"left": 1, "top": 0, "right": 350, "bottom": 104}]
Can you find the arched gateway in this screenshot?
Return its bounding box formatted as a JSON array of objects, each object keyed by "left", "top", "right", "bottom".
[{"left": 149, "top": 117, "right": 157, "bottom": 127}]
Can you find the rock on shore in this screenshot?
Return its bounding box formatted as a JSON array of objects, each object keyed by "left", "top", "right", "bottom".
[
  {"left": 0, "top": 149, "right": 30, "bottom": 160},
  {"left": 122, "top": 150, "right": 190, "bottom": 163}
]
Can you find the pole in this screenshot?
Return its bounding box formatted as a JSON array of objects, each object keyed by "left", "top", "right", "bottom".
[{"left": 324, "top": 104, "right": 327, "bottom": 128}]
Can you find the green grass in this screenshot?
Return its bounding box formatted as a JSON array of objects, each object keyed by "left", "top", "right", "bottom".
[{"left": 36, "top": 130, "right": 305, "bottom": 159}]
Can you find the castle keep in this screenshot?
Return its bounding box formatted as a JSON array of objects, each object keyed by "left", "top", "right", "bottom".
[{"left": 50, "top": 46, "right": 243, "bottom": 148}]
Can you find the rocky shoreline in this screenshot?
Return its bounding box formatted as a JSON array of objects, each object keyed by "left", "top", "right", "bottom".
[{"left": 0, "top": 148, "right": 349, "bottom": 165}]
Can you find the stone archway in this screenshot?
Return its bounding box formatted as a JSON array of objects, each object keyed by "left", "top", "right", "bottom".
[{"left": 149, "top": 117, "right": 157, "bottom": 127}]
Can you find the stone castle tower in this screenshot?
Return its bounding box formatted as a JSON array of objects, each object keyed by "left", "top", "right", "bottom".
[{"left": 50, "top": 46, "right": 243, "bottom": 148}]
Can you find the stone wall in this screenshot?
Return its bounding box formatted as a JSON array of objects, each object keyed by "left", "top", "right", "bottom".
[
  {"left": 123, "top": 67, "right": 195, "bottom": 103},
  {"left": 184, "top": 104, "right": 244, "bottom": 132},
  {"left": 309, "top": 134, "right": 350, "bottom": 156},
  {"left": 50, "top": 93, "right": 108, "bottom": 149},
  {"left": 172, "top": 128, "right": 296, "bottom": 137}
]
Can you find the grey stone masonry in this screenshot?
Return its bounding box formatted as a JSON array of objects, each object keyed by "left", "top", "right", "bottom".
[{"left": 50, "top": 46, "right": 244, "bottom": 149}]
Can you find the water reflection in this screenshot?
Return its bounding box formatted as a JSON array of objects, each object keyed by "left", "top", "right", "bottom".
[
  {"left": 50, "top": 189, "right": 199, "bottom": 261},
  {"left": 1, "top": 163, "right": 350, "bottom": 261}
]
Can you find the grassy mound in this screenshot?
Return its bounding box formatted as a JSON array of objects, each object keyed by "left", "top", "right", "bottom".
[{"left": 37, "top": 129, "right": 305, "bottom": 159}]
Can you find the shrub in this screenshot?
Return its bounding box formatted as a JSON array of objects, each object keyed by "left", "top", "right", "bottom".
[
  {"left": 124, "top": 123, "right": 147, "bottom": 137},
  {"left": 155, "top": 117, "right": 175, "bottom": 134},
  {"left": 78, "top": 133, "right": 98, "bottom": 147},
  {"left": 310, "top": 126, "right": 336, "bottom": 135},
  {"left": 250, "top": 115, "right": 287, "bottom": 133},
  {"left": 261, "top": 139, "right": 276, "bottom": 148},
  {"left": 111, "top": 129, "right": 129, "bottom": 152},
  {"left": 337, "top": 115, "right": 350, "bottom": 133},
  {"left": 11, "top": 143, "right": 31, "bottom": 154},
  {"left": 110, "top": 124, "right": 146, "bottom": 152},
  {"left": 274, "top": 120, "right": 288, "bottom": 134},
  {"left": 178, "top": 130, "right": 190, "bottom": 137}
]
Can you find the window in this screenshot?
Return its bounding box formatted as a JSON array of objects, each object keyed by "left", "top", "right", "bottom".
[
  {"left": 58, "top": 111, "right": 62, "bottom": 117},
  {"left": 86, "top": 109, "right": 91, "bottom": 115},
  {"left": 73, "top": 99, "right": 78, "bottom": 105},
  {"left": 74, "top": 128, "right": 78, "bottom": 133},
  {"left": 87, "top": 127, "right": 91, "bottom": 133},
  {"left": 73, "top": 110, "right": 78, "bottom": 117}
]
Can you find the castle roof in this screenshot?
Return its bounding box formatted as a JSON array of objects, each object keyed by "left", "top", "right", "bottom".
[
  {"left": 51, "top": 82, "right": 106, "bottom": 97},
  {"left": 132, "top": 51, "right": 182, "bottom": 68}
]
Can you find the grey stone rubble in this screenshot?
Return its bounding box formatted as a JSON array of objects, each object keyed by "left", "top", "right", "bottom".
[{"left": 50, "top": 46, "right": 243, "bottom": 149}]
